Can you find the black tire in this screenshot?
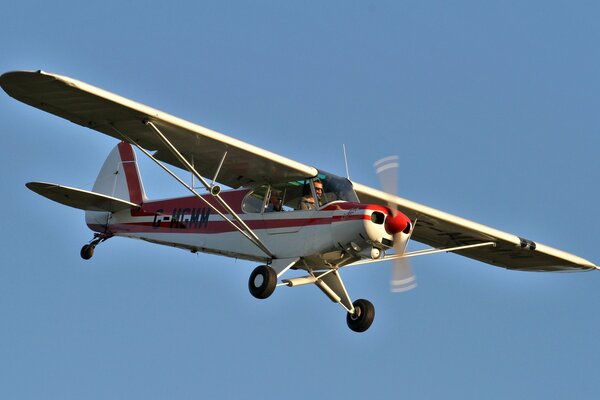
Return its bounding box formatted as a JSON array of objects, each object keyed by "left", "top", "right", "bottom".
[
  {"left": 346, "top": 299, "right": 375, "bottom": 332},
  {"left": 248, "top": 265, "right": 277, "bottom": 299},
  {"left": 80, "top": 244, "right": 94, "bottom": 260}
]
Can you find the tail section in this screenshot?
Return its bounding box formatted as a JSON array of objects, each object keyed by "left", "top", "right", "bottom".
[
  {"left": 25, "top": 141, "right": 146, "bottom": 231},
  {"left": 85, "top": 142, "right": 147, "bottom": 228},
  {"left": 91, "top": 141, "right": 147, "bottom": 204}
]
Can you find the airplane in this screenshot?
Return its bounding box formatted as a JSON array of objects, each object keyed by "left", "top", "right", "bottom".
[{"left": 1, "top": 70, "right": 597, "bottom": 333}]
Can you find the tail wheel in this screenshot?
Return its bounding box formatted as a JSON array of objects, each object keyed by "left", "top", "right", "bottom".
[
  {"left": 346, "top": 299, "right": 375, "bottom": 332},
  {"left": 80, "top": 244, "right": 95, "bottom": 260},
  {"left": 248, "top": 265, "right": 277, "bottom": 299}
]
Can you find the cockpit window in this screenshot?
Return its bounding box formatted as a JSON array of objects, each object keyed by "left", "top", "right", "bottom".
[
  {"left": 274, "top": 179, "right": 312, "bottom": 211},
  {"left": 242, "top": 172, "right": 358, "bottom": 213},
  {"left": 242, "top": 185, "right": 269, "bottom": 213},
  {"left": 264, "top": 187, "right": 292, "bottom": 212},
  {"left": 315, "top": 170, "right": 359, "bottom": 207}
]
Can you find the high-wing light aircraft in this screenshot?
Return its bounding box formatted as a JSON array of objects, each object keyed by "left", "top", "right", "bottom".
[{"left": 1, "top": 70, "right": 597, "bottom": 332}]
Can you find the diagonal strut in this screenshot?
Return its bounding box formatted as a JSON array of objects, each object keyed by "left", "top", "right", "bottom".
[{"left": 110, "top": 122, "right": 274, "bottom": 258}]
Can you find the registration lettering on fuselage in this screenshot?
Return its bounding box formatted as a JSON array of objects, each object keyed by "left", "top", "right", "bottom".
[{"left": 152, "top": 207, "right": 211, "bottom": 229}]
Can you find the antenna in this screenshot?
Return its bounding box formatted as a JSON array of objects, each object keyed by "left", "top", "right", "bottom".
[{"left": 342, "top": 144, "right": 350, "bottom": 179}]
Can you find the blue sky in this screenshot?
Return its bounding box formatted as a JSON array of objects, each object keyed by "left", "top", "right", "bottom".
[{"left": 1, "top": 1, "right": 600, "bottom": 399}]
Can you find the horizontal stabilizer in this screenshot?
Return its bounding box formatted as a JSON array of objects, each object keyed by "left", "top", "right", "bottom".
[{"left": 26, "top": 182, "right": 140, "bottom": 212}]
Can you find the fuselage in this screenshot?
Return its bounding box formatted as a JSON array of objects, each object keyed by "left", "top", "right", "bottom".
[{"left": 86, "top": 188, "right": 408, "bottom": 269}]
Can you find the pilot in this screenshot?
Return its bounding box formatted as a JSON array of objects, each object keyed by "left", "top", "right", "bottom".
[
  {"left": 299, "top": 180, "right": 324, "bottom": 210},
  {"left": 266, "top": 190, "right": 283, "bottom": 212}
]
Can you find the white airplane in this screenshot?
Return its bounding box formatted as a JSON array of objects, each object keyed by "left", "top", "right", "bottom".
[{"left": 1, "top": 70, "right": 597, "bottom": 332}]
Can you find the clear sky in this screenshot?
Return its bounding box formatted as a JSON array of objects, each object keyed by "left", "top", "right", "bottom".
[{"left": 1, "top": 1, "right": 599, "bottom": 399}]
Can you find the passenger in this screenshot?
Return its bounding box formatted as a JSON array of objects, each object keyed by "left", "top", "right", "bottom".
[
  {"left": 266, "top": 190, "right": 283, "bottom": 212},
  {"left": 298, "top": 180, "right": 324, "bottom": 210}
]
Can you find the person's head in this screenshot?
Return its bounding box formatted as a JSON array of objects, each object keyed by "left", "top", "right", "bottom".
[
  {"left": 270, "top": 190, "right": 282, "bottom": 210},
  {"left": 271, "top": 190, "right": 281, "bottom": 203},
  {"left": 314, "top": 180, "right": 323, "bottom": 198}
]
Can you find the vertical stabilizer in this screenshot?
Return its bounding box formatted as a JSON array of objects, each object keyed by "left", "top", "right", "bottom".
[
  {"left": 86, "top": 142, "right": 147, "bottom": 228},
  {"left": 92, "top": 141, "right": 146, "bottom": 203}
]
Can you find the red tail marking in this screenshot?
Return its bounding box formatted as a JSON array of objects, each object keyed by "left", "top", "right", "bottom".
[{"left": 117, "top": 142, "right": 143, "bottom": 205}]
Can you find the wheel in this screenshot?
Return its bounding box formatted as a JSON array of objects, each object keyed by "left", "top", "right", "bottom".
[
  {"left": 248, "top": 265, "right": 277, "bottom": 299},
  {"left": 346, "top": 299, "right": 375, "bottom": 332},
  {"left": 80, "top": 244, "right": 95, "bottom": 260}
]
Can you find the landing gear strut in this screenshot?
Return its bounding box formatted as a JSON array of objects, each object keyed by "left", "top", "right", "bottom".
[
  {"left": 248, "top": 265, "right": 277, "bottom": 299},
  {"left": 346, "top": 299, "right": 375, "bottom": 332},
  {"left": 80, "top": 232, "right": 112, "bottom": 260}
]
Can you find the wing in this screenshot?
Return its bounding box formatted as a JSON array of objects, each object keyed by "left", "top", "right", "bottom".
[
  {"left": 0, "top": 70, "right": 317, "bottom": 188},
  {"left": 353, "top": 182, "right": 597, "bottom": 272}
]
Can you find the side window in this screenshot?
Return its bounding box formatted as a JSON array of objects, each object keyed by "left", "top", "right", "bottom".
[
  {"left": 242, "top": 173, "right": 358, "bottom": 214},
  {"left": 288, "top": 180, "right": 313, "bottom": 211},
  {"left": 265, "top": 188, "right": 287, "bottom": 212},
  {"left": 263, "top": 180, "right": 313, "bottom": 211},
  {"left": 242, "top": 186, "right": 269, "bottom": 213}
]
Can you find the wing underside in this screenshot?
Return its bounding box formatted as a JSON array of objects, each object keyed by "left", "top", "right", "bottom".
[{"left": 0, "top": 70, "right": 317, "bottom": 188}]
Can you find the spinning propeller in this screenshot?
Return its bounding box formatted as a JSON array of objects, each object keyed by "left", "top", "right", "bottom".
[{"left": 374, "top": 156, "right": 417, "bottom": 292}]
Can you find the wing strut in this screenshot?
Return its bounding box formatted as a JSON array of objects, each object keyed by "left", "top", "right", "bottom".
[
  {"left": 110, "top": 123, "right": 275, "bottom": 258},
  {"left": 347, "top": 241, "right": 497, "bottom": 267}
]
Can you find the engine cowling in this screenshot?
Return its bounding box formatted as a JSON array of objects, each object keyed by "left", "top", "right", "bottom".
[{"left": 330, "top": 203, "right": 411, "bottom": 258}]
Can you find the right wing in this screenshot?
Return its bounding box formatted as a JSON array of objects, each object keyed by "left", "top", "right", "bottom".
[{"left": 1, "top": 70, "right": 318, "bottom": 188}]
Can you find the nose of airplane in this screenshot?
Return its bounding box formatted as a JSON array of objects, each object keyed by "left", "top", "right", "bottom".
[{"left": 385, "top": 211, "right": 411, "bottom": 235}]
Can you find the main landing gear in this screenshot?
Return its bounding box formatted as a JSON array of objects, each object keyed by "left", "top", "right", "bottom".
[
  {"left": 248, "top": 264, "right": 376, "bottom": 333},
  {"left": 248, "top": 265, "right": 277, "bottom": 299},
  {"left": 346, "top": 299, "right": 375, "bottom": 333},
  {"left": 80, "top": 232, "right": 112, "bottom": 260}
]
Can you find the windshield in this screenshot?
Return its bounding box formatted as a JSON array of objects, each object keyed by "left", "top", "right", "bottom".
[{"left": 315, "top": 170, "right": 359, "bottom": 206}]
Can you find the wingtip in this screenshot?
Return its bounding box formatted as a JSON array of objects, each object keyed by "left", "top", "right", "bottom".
[{"left": 1, "top": 70, "right": 47, "bottom": 94}]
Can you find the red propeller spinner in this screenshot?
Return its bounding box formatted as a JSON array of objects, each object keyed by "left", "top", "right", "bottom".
[{"left": 384, "top": 210, "right": 411, "bottom": 236}]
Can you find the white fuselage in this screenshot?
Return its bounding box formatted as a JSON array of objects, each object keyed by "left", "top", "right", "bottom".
[{"left": 86, "top": 190, "right": 398, "bottom": 269}]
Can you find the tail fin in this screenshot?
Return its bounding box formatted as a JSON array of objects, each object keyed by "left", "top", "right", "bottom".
[
  {"left": 86, "top": 142, "right": 147, "bottom": 228},
  {"left": 91, "top": 141, "right": 147, "bottom": 204}
]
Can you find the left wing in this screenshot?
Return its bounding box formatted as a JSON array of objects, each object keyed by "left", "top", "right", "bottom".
[
  {"left": 0, "top": 70, "right": 318, "bottom": 188},
  {"left": 353, "top": 182, "right": 597, "bottom": 272}
]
